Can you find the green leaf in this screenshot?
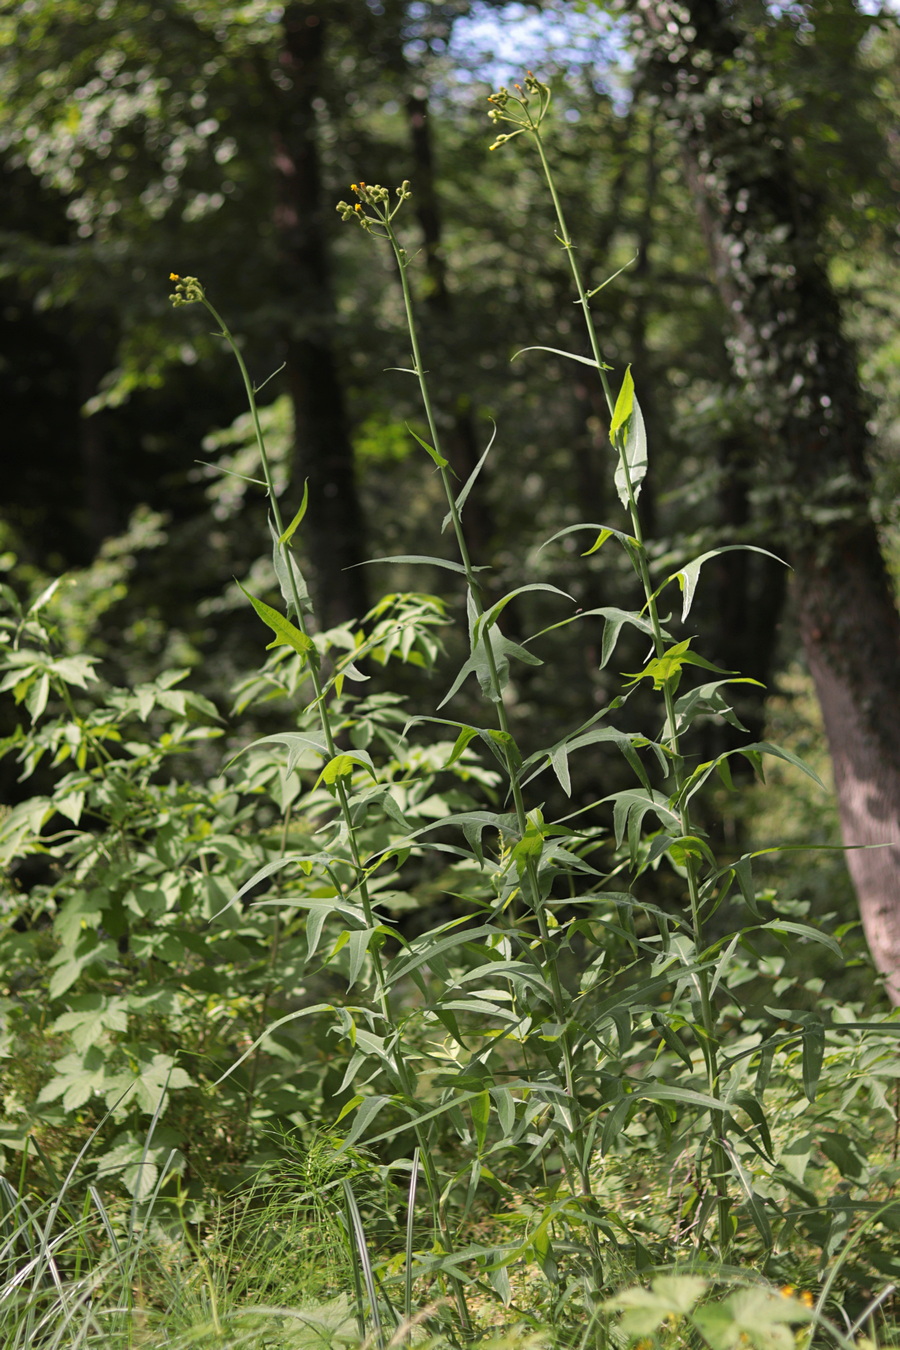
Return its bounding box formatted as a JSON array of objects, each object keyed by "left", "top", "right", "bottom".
[
  {"left": 237, "top": 581, "right": 315, "bottom": 657},
  {"left": 615, "top": 391, "right": 648, "bottom": 509},
  {"left": 442, "top": 422, "right": 496, "bottom": 533},
  {"left": 278, "top": 479, "right": 309, "bottom": 544},
  {"left": 667, "top": 545, "right": 787, "bottom": 622},
  {"left": 608, "top": 1275, "right": 708, "bottom": 1335},
  {"left": 25, "top": 671, "right": 49, "bottom": 721},
  {"left": 585, "top": 251, "right": 639, "bottom": 298},
  {"left": 339, "top": 1094, "right": 395, "bottom": 1150},
  {"left": 444, "top": 725, "right": 480, "bottom": 768},
  {"left": 819, "top": 1130, "right": 866, "bottom": 1180},
  {"left": 345, "top": 927, "right": 376, "bottom": 989},
  {"left": 693, "top": 1288, "right": 813, "bottom": 1350},
  {"left": 52, "top": 996, "right": 128, "bottom": 1051},
  {"left": 760, "top": 918, "right": 842, "bottom": 958},
  {"left": 610, "top": 365, "right": 634, "bottom": 439},
  {"left": 802, "top": 1022, "right": 825, "bottom": 1102},
  {"left": 356, "top": 553, "right": 476, "bottom": 575},
  {"left": 724, "top": 1139, "right": 772, "bottom": 1246},
  {"left": 491, "top": 1086, "right": 516, "bottom": 1138},
  {"left": 739, "top": 741, "right": 826, "bottom": 790},
  {"left": 103, "top": 1052, "right": 192, "bottom": 1116},
  {"left": 406, "top": 423, "right": 448, "bottom": 469},
  {"left": 624, "top": 638, "right": 723, "bottom": 692},
  {"left": 511, "top": 344, "right": 612, "bottom": 371},
  {"left": 318, "top": 752, "right": 377, "bottom": 787},
  {"left": 269, "top": 517, "right": 312, "bottom": 617},
  {"left": 471, "top": 1090, "right": 490, "bottom": 1152},
  {"left": 387, "top": 924, "right": 500, "bottom": 983},
  {"left": 473, "top": 583, "right": 573, "bottom": 645},
  {"left": 237, "top": 731, "right": 329, "bottom": 774}
]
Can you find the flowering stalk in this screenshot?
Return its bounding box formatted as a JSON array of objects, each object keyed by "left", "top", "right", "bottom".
[
  {"left": 336, "top": 189, "right": 596, "bottom": 1210},
  {"left": 169, "top": 274, "right": 472, "bottom": 1331},
  {"left": 486, "top": 78, "right": 732, "bottom": 1249}
]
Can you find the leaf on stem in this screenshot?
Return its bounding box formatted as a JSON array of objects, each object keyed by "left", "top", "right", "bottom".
[
  {"left": 406, "top": 423, "right": 449, "bottom": 470},
  {"left": 667, "top": 544, "right": 788, "bottom": 622},
  {"left": 511, "top": 344, "right": 613, "bottom": 371},
  {"left": 237, "top": 581, "right": 315, "bottom": 657},
  {"left": 611, "top": 368, "right": 648, "bottom": 508},
  {"left": 278, "top": 479, "right": 310, "bottom": 545},
  {"left": 442, "top": 421, "right": 497, "bottom": 533},
  {"left": 269, "top": 519, "right": 313, "bottom": 618}
]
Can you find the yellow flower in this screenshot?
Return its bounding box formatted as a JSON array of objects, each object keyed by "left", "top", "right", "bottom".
[{"left": 169, "top": 272, "right": 180, "bottom": 281}]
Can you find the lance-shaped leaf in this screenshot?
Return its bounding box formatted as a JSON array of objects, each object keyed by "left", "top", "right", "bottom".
[
  {"left": 354, "top": 553, "right": 482, "bottom": 575},
  {"left": 610, "top": 368, "right": 648, "bottom": 509},
  {"left": 442, "top": 421, "right": 497, "bottom": 533},
  {"left": 440, "top": 591, "right": 542, "bottom": 707},
  {"left": 269, "top": 517, "right": 312, "bottom": 617},
  {"left": 666, "top": 544, "right": 787, "bottom": 622},
  {"left": 232, "top": 731, "right": 328, "bottom": 774},
  {"left": 278, "top": 479, "right": 309, "bottom": 545},
  {"left": 472, "top": 583, "right": 573, "bottom": 647},
  {"left": 407, "top": 423, "right": 449, "bottom": 469},
  {"left": 317, "top": 751, "right": 377, "bottom": 788},
  {"left": 512, "top": 344, "right": 613, "bottom": 371},
  {"left": 237, "top": 581, "right": 315, "bottom": 657}
]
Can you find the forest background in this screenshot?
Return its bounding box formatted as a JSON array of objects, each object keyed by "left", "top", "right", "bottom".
[{"left": 3, "top": 0, "right": 900, "bottom": 1345}]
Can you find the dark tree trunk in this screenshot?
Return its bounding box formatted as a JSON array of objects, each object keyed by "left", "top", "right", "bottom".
[
  {"left": 77, "top": 326, "right": 119, "bottom": 549},
  {"left": 709, "top": 436, "right": 787, "bottom": 754},
  {"left": 405, "top": 90, "right": 495, "bottom": 566},
  {"left": 632, "top": 0, "right": 900, "bottom": 1000},
  {"left": 274, "top": 3, "right": 368, "bottom": 629}
]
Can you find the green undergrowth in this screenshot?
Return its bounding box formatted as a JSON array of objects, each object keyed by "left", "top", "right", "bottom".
[{"left": 3, "top": 72, "right": 900, "bottom": 1349}]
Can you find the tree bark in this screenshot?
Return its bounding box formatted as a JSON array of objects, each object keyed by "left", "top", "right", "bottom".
[
  {"left": 405, "top": 89, "right": 496, "bottom": 566},
  {"left": 631, "top": 0, "right": 900, "bottom": 1000},
  {"left": 274, "top": 2, "right": 368, "bottom": 629}
]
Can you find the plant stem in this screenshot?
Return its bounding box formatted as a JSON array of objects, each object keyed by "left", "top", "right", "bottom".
[
  {"left": 200, "top": 294, "right": 472, "bottom": 1331},
  {"left": 382, "top": 218, "right": 593, "bottom": 1207},
  {"left": 529, "top": 119, "right": 731, "bottom": 1250}
]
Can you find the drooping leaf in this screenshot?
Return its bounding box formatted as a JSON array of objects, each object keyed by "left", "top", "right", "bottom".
[
  {"left": 355, "top": 553, "right": 477, "bottom": 575},
  {"left": 666, "top": 545, "right": 787, "bottom": 622},
  {"left": 473, "top": 583, "right": 574, "bottom": 645},
  {"left": 406, "top": 423, "right": 448, "bottom": 469},
  {"left": 511, "top": 344, "right": 612, "bottom": 371},
  {"left": 234, "top": 731, "right": 328, "bottom": 774},
  {"left": 471, "top": 1090, "right": 491, "bottom": 1152},
  {"left": 610, "top": 365, "right": 634, "bottom": 439},
  {"left": 278, "top": 479, "right": 310, "bottom": 544},
  {"left": 614, "top": 391, "right": 648, "bottom": 509},
  {"left": 237, "top": 581, "right": 315, "bottom": 657},
  {"left": 269, "top": 517, "right": 312, "bottom": 617},
  {"left": 443, "top": 422, "right": 496, "bottom": 533}
]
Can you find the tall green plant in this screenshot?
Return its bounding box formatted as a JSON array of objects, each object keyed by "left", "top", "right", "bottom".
[
  {"left": 328, "top": 79, "right": 845, "bottom": 1269},
  {"left": 162, "top": 83, "right": 867, "bottom": 1327}
]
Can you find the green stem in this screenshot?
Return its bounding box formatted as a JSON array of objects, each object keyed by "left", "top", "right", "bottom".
[
  {"left": 382, "top": 217, "right": 592, "bottom": 1204},
  {"left": 201, "top": 293, "right": 472, "bottom": 1329},
  {"left": 529, "top": 119, "right": 730, "bottom": 1249}
]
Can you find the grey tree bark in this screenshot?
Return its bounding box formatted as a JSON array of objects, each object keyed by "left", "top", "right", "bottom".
[{"left": 630, "top": 0, "right": 900, "bottom": 1000}]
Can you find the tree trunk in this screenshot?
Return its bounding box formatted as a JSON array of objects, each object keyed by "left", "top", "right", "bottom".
[
  {"left": 631, "top": 0, "right": 900, "bottom": 1000},
  {"left": 405, "top": 89, "right": 496, "bottom": 566},
  {"left": 274, "top": 2, "right": 368, "bottom": 629}
]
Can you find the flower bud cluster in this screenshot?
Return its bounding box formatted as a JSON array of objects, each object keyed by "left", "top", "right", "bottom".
[
  {"left": 336, "top": 180, "right": 412, "bottom": 230},
  {"left": 486, "top": 72, "right": 551, "bottom": 149},
  {"left": 168, "top": 274, "right": 205, "bottom": 307}
]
